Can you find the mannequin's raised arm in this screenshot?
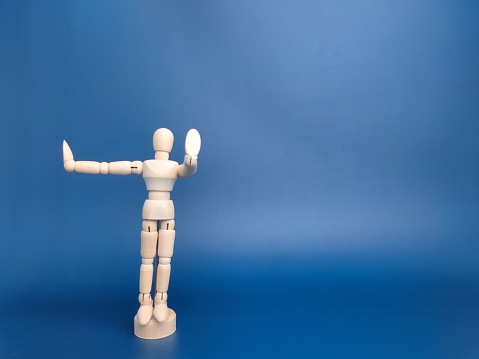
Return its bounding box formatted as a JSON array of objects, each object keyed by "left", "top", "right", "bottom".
[
  {"left": 63, "top": 140, "right": 143, "bottom": 175},
  {"left": 178, "top": 129, "right": 201, "bottom": 178}
]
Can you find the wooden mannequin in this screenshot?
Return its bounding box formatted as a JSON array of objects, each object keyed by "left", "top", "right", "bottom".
[{"left": 63, "top": 128, "right": 201, "bottom": 339}]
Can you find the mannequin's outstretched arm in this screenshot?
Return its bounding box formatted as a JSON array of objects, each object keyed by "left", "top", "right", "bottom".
[
  {"left": 63, "top": 140, "right": 143, "bottom": 175},
  {"left": 178, "top": 129, "right": 201, "bottom": 178}
]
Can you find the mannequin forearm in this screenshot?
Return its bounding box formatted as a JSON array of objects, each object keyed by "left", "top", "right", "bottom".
[{"left": 177, "top": 155, "right": 198, "bottom": 178}]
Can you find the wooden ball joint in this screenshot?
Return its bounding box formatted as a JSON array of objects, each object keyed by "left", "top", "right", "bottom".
[{"left": 63, "top": 128, "right": 201, "bottom": 339}]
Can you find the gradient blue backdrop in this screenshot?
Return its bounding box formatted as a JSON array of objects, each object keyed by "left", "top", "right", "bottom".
[{"left": 1, "top": 1, "right": 479, "bottom": 358}]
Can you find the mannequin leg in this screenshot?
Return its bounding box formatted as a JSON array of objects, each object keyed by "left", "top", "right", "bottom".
[
  {"left": 154, "top": 219, "right": 175, "bottom": 322},
  {"left": 137, "top": 219, "right": 158, "bottom": 325}
]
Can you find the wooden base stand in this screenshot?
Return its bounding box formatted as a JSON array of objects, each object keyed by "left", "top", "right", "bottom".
[{"left": 134, "top": 309, "right": 176, "bottom": 339}]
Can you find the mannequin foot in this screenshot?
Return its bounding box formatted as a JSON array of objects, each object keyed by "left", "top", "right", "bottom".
[
  {"left": 154, "top": 304, "right": 169, "bottom": 322},
  {"left": 154, "top": 292, "right": 169, "bottom": 322},
  {"left": 137, "top": 293, "right": 153, "bottom": 325}
]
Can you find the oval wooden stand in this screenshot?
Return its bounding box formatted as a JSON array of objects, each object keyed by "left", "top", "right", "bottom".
[{"left": 134, "top": 309, "right": 176, "bottom": 339}]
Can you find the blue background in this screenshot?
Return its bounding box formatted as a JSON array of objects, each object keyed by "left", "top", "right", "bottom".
[{"left": 1, "top": 1, "right": 479, "bottom": 358}]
